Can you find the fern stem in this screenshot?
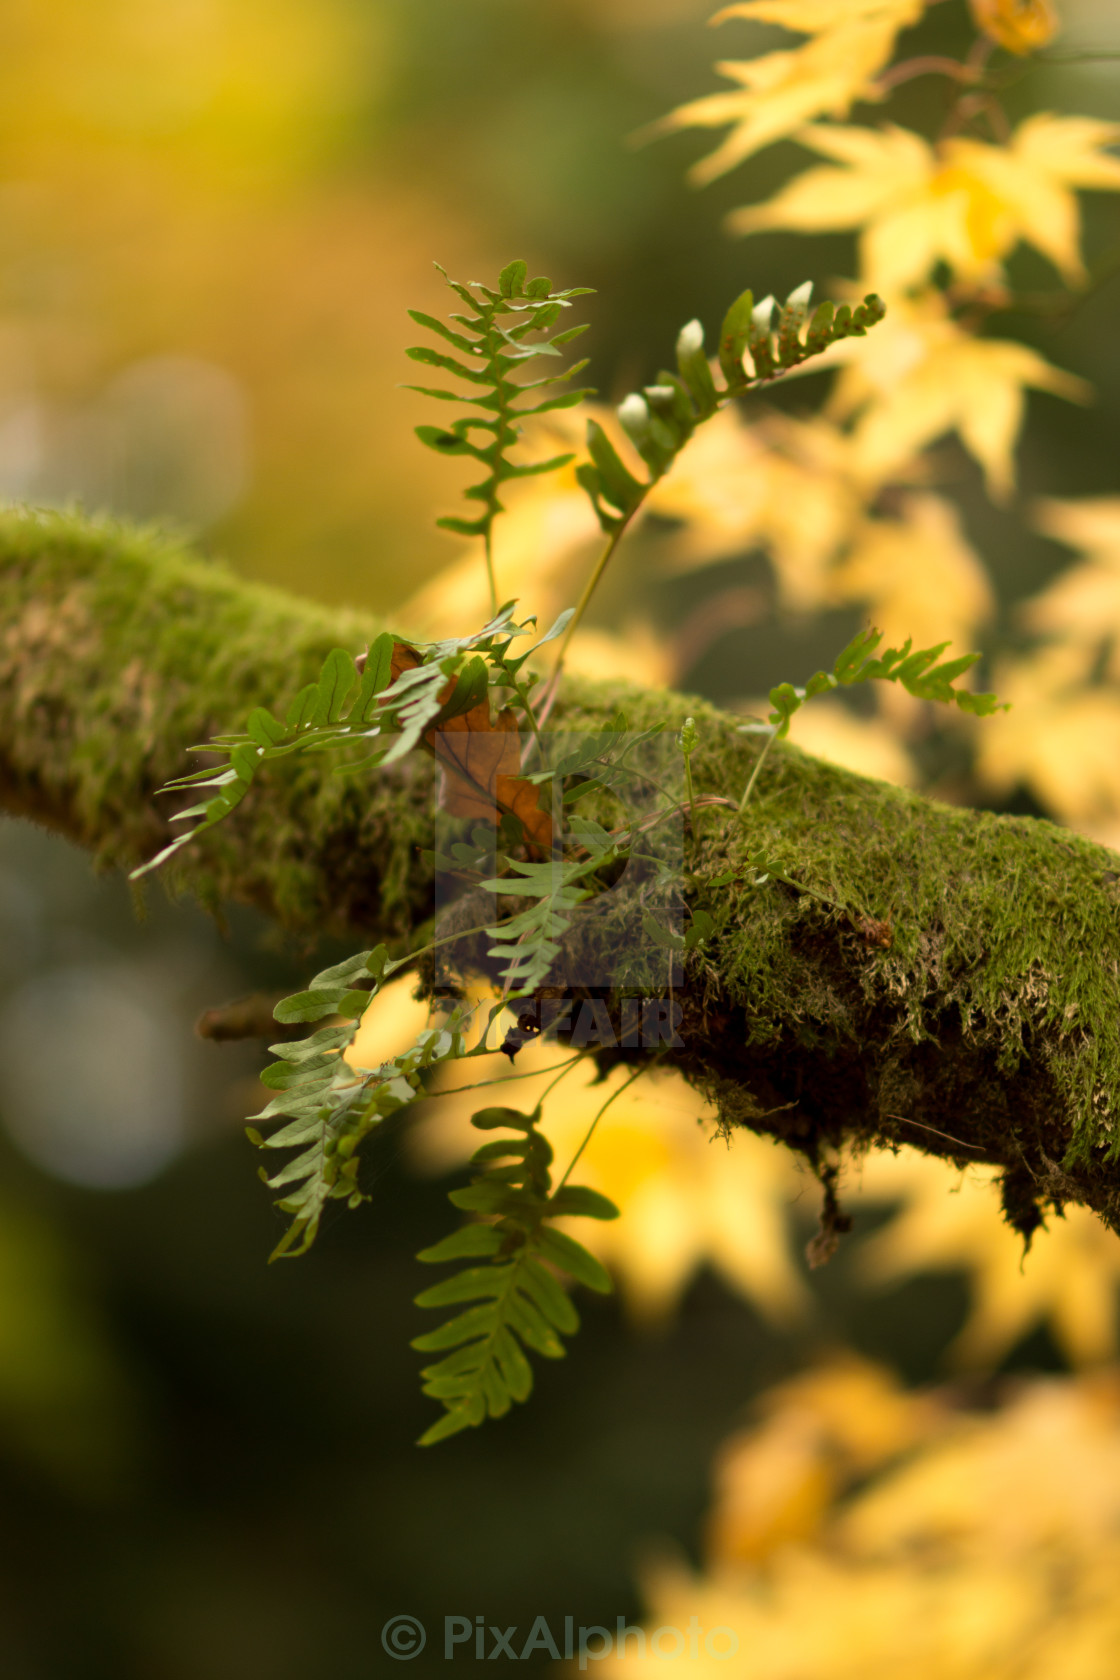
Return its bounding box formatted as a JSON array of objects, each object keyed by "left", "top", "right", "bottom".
[
  {"left": 510, "top": 676, "right": 544, "bottom": 756},
  {"left": 738, "top": 729, "right": 777, "bottom": 813},
  {"left": 402, "top": 913, "right": 510, "bottom": 970},
  {"left": 434, "top": 1057, "right": 581, "bottom": 1098},
  {"left": 542, "top": 512, "right": 639, "bottom": 714},
  {"left": 535, "top": 1052, "right": 588, "bottom": 1112},
  {"left": 482, "top": 527, "right": 499, "bottom": 620},
  {"left": 555, "top": 1067, "right": 643, "bottom": 1193}
]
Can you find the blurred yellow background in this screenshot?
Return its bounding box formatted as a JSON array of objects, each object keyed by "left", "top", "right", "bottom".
[{"left": 1, "top": 0, "right": 1120, "bottom": 1673}]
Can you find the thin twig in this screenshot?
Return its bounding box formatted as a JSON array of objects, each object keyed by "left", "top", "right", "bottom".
[
  {"left": 874, "top": 53, "right": 984, "bottom": 94},
  {"left": 938, "top": 37, "right": 997, "bottom": 142},
  {"left": 883, "top": 1112, "right": 983, "bottom": 1151},
  {"left": 482, "top": 527, "right": 498, "bottom": 621}
]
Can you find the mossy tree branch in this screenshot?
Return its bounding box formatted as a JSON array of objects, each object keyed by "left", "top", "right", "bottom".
[
  {"left": 4, "top": 507, "right": 1120, "bottom": 1238},
  {"left": 0, "top": 509, "right": 435, "bottom": 943}
]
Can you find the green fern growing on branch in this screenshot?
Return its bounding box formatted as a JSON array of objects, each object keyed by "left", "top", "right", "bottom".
[
  {"left": 575, "top": 281, "right": 884, "bottom": 535},
  {"left": 130, "top": 259, "right": 1007, "bottom": 1447},
  {"left": 406, "top": 259, "right": 594, "bottom": 614},
  {"left": 551, "top": 280, "right": 884, "bottom": 683}
]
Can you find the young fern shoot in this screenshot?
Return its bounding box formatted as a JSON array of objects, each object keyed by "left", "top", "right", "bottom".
[
  {"left": 738, "top": 625, "right": 1009, "bottom": 813},
  {"left": 549, "top": 281, "right": 886, "bottom": 685}
]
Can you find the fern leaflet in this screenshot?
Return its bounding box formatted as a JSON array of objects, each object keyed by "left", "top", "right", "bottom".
[
  {"left": 131, "top": 603, "right": 555, "bottom": 876},
  {"left": 413, "top": 1105, "right": 617, "bottom": 1444},
  {"left": 576, "top": 281, "right": 885, "bottom": 535},
  {"left": 766, "top": 625, "right": 1008, "bottom": 739},
  {"left": 246, "top": 945, "right": 473, "bottom": 1259},
  {"left": 407, "top": 259, "right": 594, "bottom": 611}
]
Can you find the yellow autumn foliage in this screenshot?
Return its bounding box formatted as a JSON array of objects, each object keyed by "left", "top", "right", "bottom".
[
  {"left": 731, "top": 116, "right": 1120, "bottom": 290},
  {"left": 823, "top": 290, "right": 1089, "bottom": 500},
  {"left": 856, "top": 1148, "right": 1120, "bottom": 1368},
  {"left": 975, "top": 643, "right": 1120, "bottom": 835},
  {"left": 1025, "top": 497, "right": 1120, "bottom": 669},
  {"left": 828, "top": 492, "right": 994, "bottom": 654},
  {"left": 969, "top": 0, "right": 1059, "bottom": 54},
  {"left": 599, "top": 1360, "right": 1120, "bottom": 1678},
  {"left": 647, "top": 409, "right": 867, "bottom": 610},
  {"left": 654, "top": 0, "right": 925, "bottom": 183}
]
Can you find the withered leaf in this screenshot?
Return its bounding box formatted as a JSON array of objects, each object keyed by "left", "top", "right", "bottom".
[
  {"left": 381, "top": 642, "right": 553, "bottom": 850},
  {"left": 433, "top": 699, "right": 554, "bottom": 851}
]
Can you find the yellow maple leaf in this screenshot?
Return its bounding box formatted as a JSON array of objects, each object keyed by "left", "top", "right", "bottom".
[
  {"left": 829, "top": 492, "right": 994, "bottom": 653},
  {"left": 649, "top": 407, "right": 869, "bottom": 609},
  {"left": 943, "top": 115, "right": 1120, "bottom": 286},
  {"left": 838, "top": 1374, "right": 1120, "bottom": 1562},
  {"left": 1034, "top": 495, "right": 1120, "bottom": 570},
  {"left": 729, "top": 121, "right": 936, "bottom": 286},
  {"left": 652, "top": 0, "right": 924, "bottom": 185},
  {"left": 969, "top": 0, "right": 1059, "bottom": 54},
  {"left": 825, "top": 290, "right": 1089, "bottom": 500},
  {"left": 1021, "top": 496, "right": 1120, "bottom": 664},
  {"left": 973, "top": 498, "right": 1120, "bottom": 840},
  {"left": 706, "top": 1356, "right": 944, "bottom": 1565},
  {"left": 604, "top": 1543, "right": 1068, "bottom": 1677},
  {"left": 601, "top": 1367, "right": 1120, "bottom": 1679},
  {"left": 854, "top": 1147, "right": 1120, "bottom": 1367},
  {"left": 974, "top": 642, "right": 1120, "bottom": 830},
  {"left": 408, "top": 1038, "right": 813, "bottom": 1327},
  {"left": 731, "top": 115, "right": 1120, "bottom": 290}
]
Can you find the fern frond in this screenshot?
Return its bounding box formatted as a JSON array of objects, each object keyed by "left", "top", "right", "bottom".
[
  {"left": 766, "top": 626, "right": 1008, "bottom": 740},
  {"left": 131, "top": 604, "right": 549, "bottom": 874},
  {"left": 479, "top": 851, "right": 607, "bottom": 995},
  {"left": 577, "top": 281, "right": 885, "bottom": 535},
  {"left": 547, "top": 279, "right": 886, "bottom": 680},
  {"left": 413, "top": 1106, "right": 617, "bottom": 1444},
  {"left": 249, "top": 953, "right": 472, "bottom": 1260},
  {"left": 406, "top": 261, "right": 595, "bottom": 607}
]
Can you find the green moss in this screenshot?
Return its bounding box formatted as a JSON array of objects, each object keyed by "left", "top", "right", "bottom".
[
  {"left": 554, "top": 677, "right": 1120, "bottom": 1217},
  {"left": 0, "top": 505, "right": 432, "bottom": 944}
]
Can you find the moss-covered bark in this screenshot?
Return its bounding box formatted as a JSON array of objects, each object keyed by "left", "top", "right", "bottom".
[
  {"left": 0, "top": 508, "right": 435, "bottom": 943},
  {"left": 4, "top": 506, "right": 1120, "bottom": 1236}
]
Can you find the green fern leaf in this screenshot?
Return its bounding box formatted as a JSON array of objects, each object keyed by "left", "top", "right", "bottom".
[
  {"left": 406, "top": 263, "right": 595, "bottom": 569},
  {"left": 765, "top": 626, "right": 1008, "bottom": 740},
  {"left": 413, "top": 1106, "right": 619, "bottom": 1443},
  {"left": 573, "top": 279, "right": 886, "bottom": 541}
]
